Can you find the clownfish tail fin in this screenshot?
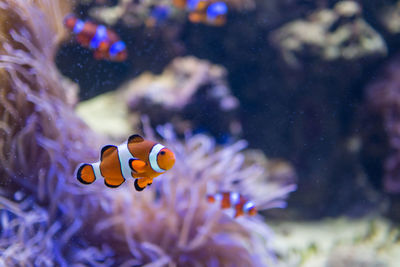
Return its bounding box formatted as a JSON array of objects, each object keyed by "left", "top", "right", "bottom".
[
  {"left": 207, "top": 195, "right": 216, "bottom": 203},
  {"left": 76, "top": 163, "right": 96, "bottom": 185}
]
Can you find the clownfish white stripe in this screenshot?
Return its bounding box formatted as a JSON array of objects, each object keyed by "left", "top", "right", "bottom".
[
  {"left": 109, "top": 41, "right": 126, "bottom": 58},
  {"left": 73, "top": 20, "right": 85, "bottom": 34},
  {"left": 90, "top": 25, "right": 108, "bottom": 49},
  {"left": 243, "top": 201, "right": 255, "bottom": 213},
  {"left": 92, "top": 162, "right": 103, "bottom": 179},
  {"left": 149, "top": 144, "right": 166, "bottom": 173},
  {"left": 214, "top": 193, "right": 223, "bottom": 202},
  {"left": 230, "top": 192, "right": 240, "bottom": 205},
  {"left": 117, "top": 143, "right": 135, "bottom": 179}
]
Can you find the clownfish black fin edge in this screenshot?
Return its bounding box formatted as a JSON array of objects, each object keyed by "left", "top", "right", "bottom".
[
  {"left": 134, "top": 179, "right": 145, "bottom": 191},
  {"left": 104, "top": 179, "right": 124, "bottom": 188},
  {"left": 128, "top": 134, "right": 144, "bottom": 144},
  {"left": 100, "top": 145, "right": 117, "bottom": 161},
  {"left": 76, "top": 163, "right": 96, "bottom": 185}
]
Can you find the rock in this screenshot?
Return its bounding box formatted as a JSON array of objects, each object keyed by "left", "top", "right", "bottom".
[
  {"left": 270, "top": 1, "right": 387, "bottom": 68},
  {"left": 376, "top": 1, "right": 400, "bottom": 35},
  {"left": 123, "top": 56, "right": 242, "bottom": 141},
  {"left": 76, "top": 56, "right": 241, "bottom": 142},
  {"left": 271, "top": 218, "right": 400, "bottom": 267},
  {"left": 76, "top": 91, "right": 134, "bottom": 141}
]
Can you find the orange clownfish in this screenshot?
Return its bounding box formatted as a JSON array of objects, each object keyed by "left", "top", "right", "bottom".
[
  {"left": 173, "top": 0, "right": 228, "bottom": 26},
  {"left": 64, "top": 14, "right": 127, "bottom": 62},
  {"left": 76, "top": 134, "right": 175, "bottom": 191},
  {"left": 207, "top": 192, "right": 257, "bottom": 218}
]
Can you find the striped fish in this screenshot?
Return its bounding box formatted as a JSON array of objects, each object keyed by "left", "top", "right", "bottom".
[
  {"left": 76, "top": 134, "right": 175, "bottom": 191},
  {"left": 173, "top": 0, "right": 228, "bottom": 26},
  {"left": 207, "top": 191, "right": 257, "bottom": 218},
  {"left": 64, "top": 14, "right": 127, "bottom": 62}
]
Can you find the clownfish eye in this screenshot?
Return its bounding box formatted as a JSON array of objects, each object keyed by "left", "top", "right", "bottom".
[{"left": 160, "top": 151, "right": 166, "bottom": 155}]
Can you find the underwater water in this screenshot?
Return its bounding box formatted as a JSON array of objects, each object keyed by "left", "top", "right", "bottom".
[{"left": 1, "top": 0, "right": 400, "bottom": 266}]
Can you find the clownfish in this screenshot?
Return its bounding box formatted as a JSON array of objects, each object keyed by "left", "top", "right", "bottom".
[
  {"left": 76, "top": 134, "right": 175, "bottom": 191},
  {"left": 207, "top": 192, "right": 257, "bottom": 218},
  {"left": 146, "top": 5, "right": 171, "bottom": 27},
  {"left": 64, "top": 14, "right": 127, "bottom": 62},
  {"left": 173, "top": 0, "right": 227, "bottom": 26}
]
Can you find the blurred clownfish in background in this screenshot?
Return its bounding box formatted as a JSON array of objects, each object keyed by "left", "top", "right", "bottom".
[
  {"left": 207, "top": 191, "right": 257, "bottom": 218},
  {"left": 76, "top": 134, "right": 175, "bottom": 191},
  {"left": 173, "top": 0, "right": 228, "bottom": 26},
  {"left": 146, "top": 5, "right": 171, "bottom": 27},
  {"left": 64, "top": 14, "right": 127, "bottom": 62}
]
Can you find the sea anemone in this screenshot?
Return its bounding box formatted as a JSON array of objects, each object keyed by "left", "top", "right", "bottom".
[
  {"left": 0, "top": 0, "right": 104, "bottom": 264},
  {"left": 0, "top": 0, "right": 99, "bottom": 203},
  {"left": 0, "top": 0, "right": 296, "bottom": 265},
  {"left": 84, "top": 121, "right": 296, "bottom": 266}
]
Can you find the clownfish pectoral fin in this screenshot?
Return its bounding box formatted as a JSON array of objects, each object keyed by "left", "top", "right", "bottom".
[
  {"left": 76, "top": 163, "right": 96, "bottom": 185},
  {"left": 93, "top": 50, "right": 104, "bottom": 60},
  {"left": 98, "top": 41, "right": 109, "bottom": 52},
  {"left": 129, "top": 158, "right": 146, "bottom": 173},
  {"left": 100, "top": 145, "right": 117, "bottom": 161},
  {"left": 104, "top": 177, "right": 125, "bottom": 188},
  {"left": 128, "top": 134, "right": 144, "bottom": 144},
  {"left": 234, "top": 210, "right": 243, "bottom": 218},
  {"left": 134, "top": 179, "right": 146, "bottom": 191},
  {"left": 206, "top": 195, "right": 216, "bottom": 203},
  {"left": 146, "top": 178, "right": 154, "bottom": 187}
]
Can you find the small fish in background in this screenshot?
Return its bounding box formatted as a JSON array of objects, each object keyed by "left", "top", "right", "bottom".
[
  {"left": 146, "top": 5, "right": 171, "bottom": 28},
  {"left": 204, "top": 2, "right": 227, "bottom": 26},
  {"left": 173, "top": 0, "right": 228, "bottom": 26},
  {"left": 63, "top": 14, "right": 127, "bottom": 62},
  {"left": 76, "top": 134, "right": 175, "bottom": 191},
  {"left": 207, "top": 191, "right": 257, "bottom": 218}
]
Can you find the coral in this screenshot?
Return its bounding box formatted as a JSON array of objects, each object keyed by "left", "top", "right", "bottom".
[
  {"left": 74, "top": 56, "right": 242, "bottom": 141},
  {"left": 76, "top": 91, "right": 133, "bottom": 140},
  {"left": 364, "top": 54, "right": 400, "bottom": 194},
  {"left": 88, "top": 0, "right": 175, "bottom": 27},
  {"left": 367, "top": 0, "right": 400, "bottom": 35},
  {"left": 122, "top": 56, "right": 242, "bottom": 141},
  {"left": 271, "top": 217, "right": 400, "bottom": 267},
  {"left": 84, "top": 0, "right": 255, "bottom": 28},
  {"left": 270, "top": 1, "right": 387, "bottom": 68}
]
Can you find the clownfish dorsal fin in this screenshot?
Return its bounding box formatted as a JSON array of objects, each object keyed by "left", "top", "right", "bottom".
[
  {"left": 100, "top": 145, "right": 117, "bottom": 161},
  {"left": 128, "top": 134, "right": 144, "bottom": 144}
]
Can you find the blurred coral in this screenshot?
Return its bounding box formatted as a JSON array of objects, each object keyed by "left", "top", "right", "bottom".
[
  {"left": 123, "top": 56, "right": 242, "bottom": 141},
  {"left": 270, "top": 1, "right": 387, "bottom": 68},
  {"left": 85, "top": 0, "right": 255, "bottom": 28},
  {"left": 365, "top": 54, "right": 400, "bottom": 194},
  {"left": 272, "top": 217, "right": 400, "bottom": 267},
  {"left": 88, "top": 0, "right": 174, "bottom": 27},
  {"left": 374, "top": 0, "right": 400, "bottom": 35}
]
